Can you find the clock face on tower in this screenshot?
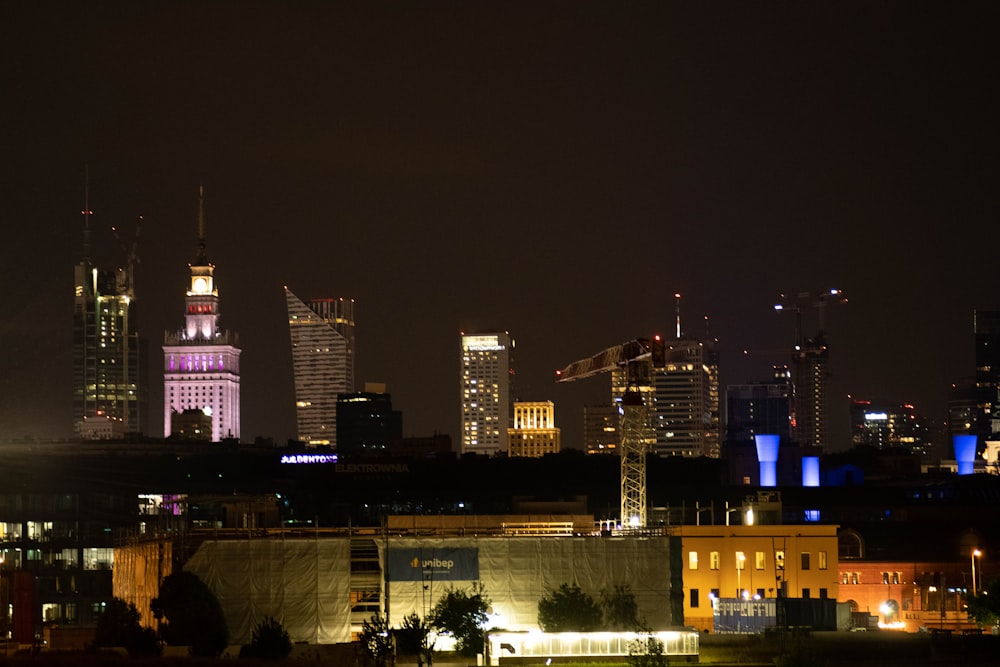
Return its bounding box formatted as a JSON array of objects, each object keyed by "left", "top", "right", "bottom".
[{"left": 193, "top": 277, "right": 208, "bottom": 294}]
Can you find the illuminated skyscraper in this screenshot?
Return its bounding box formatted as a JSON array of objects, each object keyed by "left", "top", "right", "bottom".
[
  {"left": 286, "top": 289, "right": 355, "bottom": 447},
  {"left": 163, "top": 188, "right": 241, "bottom": 442},
  {"left": 790, "top": 335, "right": 828, "bottom": 449},
  {"left": 652, "top": 338, "right": 720, "bottom": 458},
  {"left": 974, "top": 307, "right": 1000, "bottom": 450},
  {"left": 460, "top": 330, "right": 513, "bottom": 456},
  {"left": 508, "top": 401, "right": 560, "bottom": 457},
  {"left": 73, "top": 194, "right": 146, "bottom": 437}
]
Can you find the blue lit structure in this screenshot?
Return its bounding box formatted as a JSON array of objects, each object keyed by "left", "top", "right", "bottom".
[
  {"left": 802, "top": 456, "right": 820, "bottom": 487},
  {"left": 755, "top": 434, "right": 779, "bottom": 487},
  {"left": 953, "top": 434, "right": 977, "bottom": 475}
]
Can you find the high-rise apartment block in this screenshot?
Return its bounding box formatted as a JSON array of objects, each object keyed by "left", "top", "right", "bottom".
[
  {"left": 583, "top": 404, "right": 618, "bottom": 454},
  {"left": 653, "top": 338, "right": 721, "bottom": 458},
  {"left": 790, "top": 335, "right": 829, "bottom": 450},
  {"left": 974, "top": 308, "right": 1000, "bottom": 451},
  {"left": 163, "top": 189, "right": 241, "bottom": 442},
  {"left": 286, "top": 289, "right": 355, "bottom": 447},
  {"left": 460, "top": 331, "right": 513, "bottom": 456},
  {"left": 508, "top": 401, "right": 560, "bottom": 457}
]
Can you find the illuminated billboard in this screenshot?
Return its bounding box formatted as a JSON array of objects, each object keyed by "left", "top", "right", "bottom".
[{"left": 387, "top": 547, "right": 480, "bottom": 582}]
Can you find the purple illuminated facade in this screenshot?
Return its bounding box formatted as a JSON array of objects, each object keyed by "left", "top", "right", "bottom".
[{"left": 162, "top": 189, "right": 241, "bottom": 442}]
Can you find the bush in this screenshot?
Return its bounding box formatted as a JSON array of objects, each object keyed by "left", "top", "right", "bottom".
[
  {"left": 91, "top": 597, "right": 161, "bottom": 657},
  {"left": 358, "top": 614, "right": 394, "bottom": 667},
  {"left": 395, "top": 612, "right": 430, "bottom": 656},
  {"left": 242, "top": 616, "right": 292, "bottom": 659}
]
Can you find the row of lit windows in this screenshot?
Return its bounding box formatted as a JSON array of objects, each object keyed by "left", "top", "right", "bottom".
[
  {"left": 689, "top": 586, "right": 829, "bottom": 608},
  {"left": 688, "top": 550, "right": 828, "bottom": 571},
  {"left": 840, "top": 571, "right": 903, "bottom": 585}
]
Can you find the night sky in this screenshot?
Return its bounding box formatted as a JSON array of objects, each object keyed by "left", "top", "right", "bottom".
[{"left": 3, "top": 2, "right": 999, "bottom": 451}]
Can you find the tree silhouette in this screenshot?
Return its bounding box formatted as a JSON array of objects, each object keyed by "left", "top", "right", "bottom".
[
  {"left": 91, "top": 597, "right": 160, "bottom": 656},
  {"left": 358, "top": 614, "right": 393, "bottom": 667},
  {"left": 967, "top": 577, "right": 1000, "bottom": 628},
  {"left": 428, "top": 583, "right": 490, "bottom": 656},
  {"left": 601, "top": 584, "right": 641, "bottom": 630},
  {"left": 537, "top": 583, "right": 603, "bottom": 632},
  {"left": 151, "top": 571, "right": 228, "bottom": 657}
]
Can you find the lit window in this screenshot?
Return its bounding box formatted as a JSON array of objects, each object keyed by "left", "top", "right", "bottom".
[
  {"left": 818, "top": 551, "right": 828, "bottom": 570},
  {"left": 710, "top": 551, "right": 720, "bottom": 570},
  {"left": 755, "top": 551, "right": 765, "bottom": 570},
  {"left": 688, "top": 552, "right": 698, "bottom": 570}
]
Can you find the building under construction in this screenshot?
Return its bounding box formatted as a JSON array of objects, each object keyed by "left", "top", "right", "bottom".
[{"left": 113, "top": 515, "right": 682, "bottom": 645}]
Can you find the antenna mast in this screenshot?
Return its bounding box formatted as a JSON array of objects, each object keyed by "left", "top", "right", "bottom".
[
  {"left": 195, "top": 184, "right": 208, "bottom": 264},
  {"left": 674, "top": 293, "right": 682, "bottom": 339},
  {"left": 81, "top": 165, "right": 93, "bottom": 263}
]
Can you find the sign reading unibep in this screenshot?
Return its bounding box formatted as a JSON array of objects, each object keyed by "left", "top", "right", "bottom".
[{"left": 387, "top": 547, "right": 480, "bottom": 582}]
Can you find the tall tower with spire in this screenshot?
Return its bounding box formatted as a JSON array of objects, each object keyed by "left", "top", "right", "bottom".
[
  {"left": 163, "top": 187, "right": 241, "bottom": 442},
  {"left": 73, "top": 170, "right": 147, "bottom": 438}
]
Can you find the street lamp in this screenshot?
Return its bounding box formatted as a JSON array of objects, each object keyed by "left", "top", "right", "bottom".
[
  {"left": 736, "top": 552, "right": 746, "bottom": 598},
  {"left": 972, "top": 549, "right": 982, "bottom": 596}
]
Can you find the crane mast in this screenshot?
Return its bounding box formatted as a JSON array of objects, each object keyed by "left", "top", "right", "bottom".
[{"left": 556, "top": 337, "right": 662, "bottom": 529}]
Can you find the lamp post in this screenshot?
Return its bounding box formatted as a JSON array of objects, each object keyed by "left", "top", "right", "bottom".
[
  {"left": 736, "top": 552, "right": 746, "bottom": 598},
  {"left": 972, "top": 549, "right": 982, "bottom": 597}
]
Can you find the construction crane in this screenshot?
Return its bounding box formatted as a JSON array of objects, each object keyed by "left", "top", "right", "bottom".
[
  {"left": 773, "top": 289, "right": 847, "bottom": 450},
  {"left": 773, "top": 289, "right": 847, "bottom": 346},
  {"left": 556, "top": 337, "right": 663, "bottom": 529}
]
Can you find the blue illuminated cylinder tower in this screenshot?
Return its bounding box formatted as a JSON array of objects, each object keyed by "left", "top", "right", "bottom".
[
  {"left": 802, "top": 456, "right": 820, "bottom": 487},
  {"left": 953, "top": 434, "right": 977, "bottom": 475},
  {"left": 754, "top": 434, "right": 780, "bottom": 487}
]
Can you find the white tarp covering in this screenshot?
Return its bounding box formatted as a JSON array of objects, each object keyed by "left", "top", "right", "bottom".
[
  {"left": 184, "top": 538, "right": 352, "bottom": 644},
  {"left": 384, "top": 536, "right": 672, "bottom": 631}
]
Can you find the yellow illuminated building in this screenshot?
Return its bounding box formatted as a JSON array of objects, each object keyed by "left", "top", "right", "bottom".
[
  {"left": 508, "top": 401, "right": 560, "bottom": 457},
  {"left": 673, "top": 524, "right": 840, "bottom": 632}
]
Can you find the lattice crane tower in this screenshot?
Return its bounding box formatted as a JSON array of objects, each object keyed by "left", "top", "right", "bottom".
[{"left": 556, "top": 338, "right": 661, "bottom": 528}]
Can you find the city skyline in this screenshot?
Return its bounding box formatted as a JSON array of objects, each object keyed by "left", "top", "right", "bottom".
[{"left": 4, "top": 3, "right": 999, "bottom": 450}]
